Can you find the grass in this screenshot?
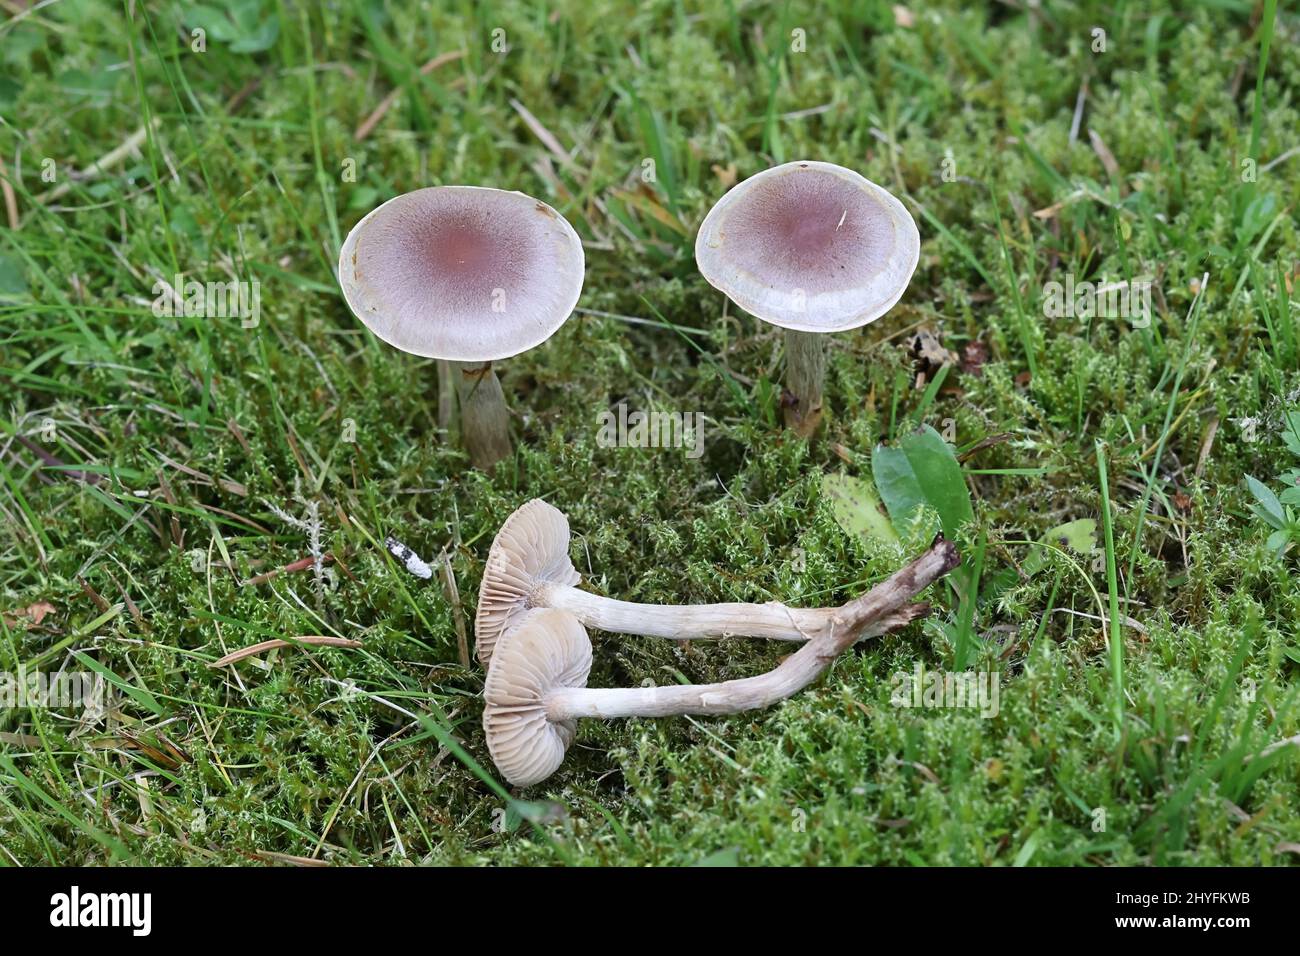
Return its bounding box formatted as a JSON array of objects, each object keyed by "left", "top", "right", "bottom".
[{"left": 0, "top": 0, "right": 1298, "bottom": 866}]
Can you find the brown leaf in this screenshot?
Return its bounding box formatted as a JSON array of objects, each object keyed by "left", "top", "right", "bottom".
[
  {"left": 711, "top": 162, "right": 737, "bottom": 188},
  {"left": 961, "top": 340, "right": 989, "bottom": 376},
  {"left": 908, "top": 328, "right": 957, "bottom": 376},
  {"left": 2, "top": 601, "right": 56, "bottom": 628}
]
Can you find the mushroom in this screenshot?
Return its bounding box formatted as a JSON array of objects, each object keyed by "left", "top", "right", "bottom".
[
  {"left": 483, "top": 538, "right": 959, "bottom": 786},
  {"left": 695, "top": 161, "right": 920, "bottom": 437},
  {"left": 338, "top": 186, "right": 585, "bottom": 469},
  {"left": 475, "top": 497, "right": 919, "bottom": 667}
]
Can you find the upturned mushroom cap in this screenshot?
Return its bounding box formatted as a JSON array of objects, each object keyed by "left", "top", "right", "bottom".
[
  {"left": 695, "top": 161, "right": 920, "bottom": 334},
  {"left": 338, "top": 186, "right": 585, "bottom": 362},
  {"left": 482, "top": 608, "right": 592, "bottom": 787},
  {"left": 475, "top": 498, "right": 580, "bottom": 667}
]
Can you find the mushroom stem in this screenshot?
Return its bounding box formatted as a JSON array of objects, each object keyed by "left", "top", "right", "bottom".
[
  {"left": 436, "top": 359, "right": 457, "bottom": 433},
  {"left": 783, "top": 329, "right": 826, "bottom": 437},
  {"left": 453, "top": 361, "right": 512, "bottom": 469},
  {"left": 544, "top": 538, "right": 958, "bottom": 721},
  {"left": 541, "top": 582, "right": 892, "bottom": 643}
]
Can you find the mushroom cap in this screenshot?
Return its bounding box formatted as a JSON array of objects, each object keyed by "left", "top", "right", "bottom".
[
  {"left": 482, "top": 608, "right": 592, "bottom": 787},
  {"left": 474, "top": 498, "right": 580, "bottom": 668},
  {"left": 338, "top": 186, "right": 585, "bottom": 362},
  {"left": 694, "top": 161, "right": 919, "bottom": 334}
]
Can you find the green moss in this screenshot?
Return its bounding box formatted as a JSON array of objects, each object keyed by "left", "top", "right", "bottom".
[{"left": 0, "top": 0, "right": 1297, "bottom": 866}]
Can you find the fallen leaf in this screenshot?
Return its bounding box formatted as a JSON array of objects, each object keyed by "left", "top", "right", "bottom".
[
  {"left": 711, "top": 162, "right": 737, "bottom": 188},
  {"left": 961, "top": 340, "right": 989, "bottom": 376},
  {"left": 1022, "top": 519, "right": 1098, "bottom": 578},
  {"left": 823, "top": 473, "right": 898, "bottom": 544},
  {"left": 908, "top": 327, "right": 958, "bottom": 371},
  {"left": 2, "top": 601, "right": 56, "bottom": 628}
]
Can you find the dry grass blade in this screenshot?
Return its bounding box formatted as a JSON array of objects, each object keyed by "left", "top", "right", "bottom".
[
  {"left": 0, "top": 154, "right": 18, "bottom": 229},
  {"left": 245, "top": 850, "right": 332, "bottom": 867},
  {"left": 510, "top": 97, "right": 579, "bottom": 170},
  {"left": 38, "top": 119, "right": 158, "bottom": 203},
  {"left": 354, "top": 50, "right": 465, "bottom": 141},
  {"left": 210, "top": 636, "right": 363, "bottom": 668}
]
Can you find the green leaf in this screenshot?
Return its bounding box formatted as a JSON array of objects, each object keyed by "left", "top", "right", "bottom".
[
  {"left": 0, "top": 253, "right": 27, "bottom": 297},
  {"left": 1280, "top": 411, "right": 1300, "bottom": 458},
  {"left": 1235, "top": 190, "right": 1277, "bottom": 247},
  {"left": 822, "top": 473, "right": 897, "bottom": 544},
  {"left": 185, "top": 2, "right": 278, "bottom": 52},
  {"left": 1246, "top": 475, "right": 1285, "bottom": 529},
  {"left": 0, "top": 26, "right": 44, "bottom": 67},
  {"left": 70, "top": 650, "right": 166, "bottom": 717},
  {"left": 510, "top": 800, "right": 568, "bottom": 826},
  {"left": 230, "top": 16, "right": 280, "bottom": 54},
  {"left": 1012, "top": 828, "right": 1043, "bottom": 867},
  {"left": 692, "top": 847, "right": 740, "bottom": 866},
  {"left": 56, "top": 68, "right": 116, "bottom": 98},
  {"left": 186, "top": 4, "right": 239, "bottom": 42},
  {"left": 348, "top": 185, "right": 380, "bottom": 211},
  {"left": 1051, "top": 518, "right": 1099, "bottom": 554},
  {"left": 0, "top": 75, "right": 20, "bottom": 113},
  {"left": 872, "top": 425, "right": 973, "bottom": 540},
  {"left": 1022, "top": 518, "right": 1098, "bottom": 578}
]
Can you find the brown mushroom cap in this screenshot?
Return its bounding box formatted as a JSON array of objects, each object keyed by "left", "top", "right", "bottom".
[
  {"left": 694, "top": 161, "right": 919, "bottom": 334},
  {"left": 482, "top": 608, "right": 592, "bottom": 787},
  {"left": 474, "top": 498, "right": 580, "bottom": 667},
  {"left": 338, "top": 186, "right": 585, "bottom": 362}
]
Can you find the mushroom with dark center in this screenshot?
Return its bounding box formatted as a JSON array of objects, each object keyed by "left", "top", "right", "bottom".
[
  {"left": 338, "top": 186, "right": 584, "bottom": 469},
  {"left": 474, "top": 497, "right": 934, "bottom": 668},
  {"left": 695, "top": 161, "right": 919, "bottom": 437},
  {"left": 483, "top": 538, "right": 959, "bottom": 786}
]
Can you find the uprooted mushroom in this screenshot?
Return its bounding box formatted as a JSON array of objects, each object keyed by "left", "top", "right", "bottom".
[
  {"left": 474, "top": 498, "right": 928, "bottom": 667},
  {"left": 482, "top": 537, "right": 959, "bottom": 786}
]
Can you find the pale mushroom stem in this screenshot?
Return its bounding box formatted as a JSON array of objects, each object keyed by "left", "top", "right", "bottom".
[
  {"left": 545, "top": 538, "right": 958, "bottom": 721},
  {"left": 436, "top": 359, "right": 456, "bottom": 433},
  {"left": 543, "top": 584, "right": 886, "bottom": 642},
  {"left": 454, "top": 361, "right": 513, "bottom": 469},
  {"left": 784, "top": 329, "right": 826, "bottom": 437}
]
